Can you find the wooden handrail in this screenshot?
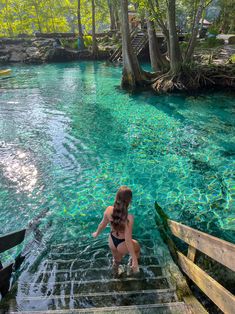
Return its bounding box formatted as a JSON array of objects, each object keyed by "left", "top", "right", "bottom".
[
  {"left": 155, "top": 202, "right": 235, "bottom": 314},
  {"left": 168, "top": 220, "right": 235, "bottom": 272},
  {"left": 178, "top": 252, "right": 235, "bottom": 314},
  {"left": 0, "top": 229, "right": 26, "bottom": 254}
]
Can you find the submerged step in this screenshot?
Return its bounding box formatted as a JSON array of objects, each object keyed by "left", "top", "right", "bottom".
[
  {"left": 43, "top": 255, "right": 161, "bottom": 271},
  {"left": 34, "top": 265, "right": 163, "bottom": 283},
  {"left": 3, "top": 289, "right": 177, "bottom": 312},
  {"left": 18, "top": 276, "right": 170, "bottom": 297},
  {"left": 7, "top": 302, "right": 190, "bottom": 314},
  {"left": 49, "top": 242, "right": 155, "bottom": 260}
]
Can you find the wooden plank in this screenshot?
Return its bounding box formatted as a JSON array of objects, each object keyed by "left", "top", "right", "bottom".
[
  {"left": 0, "top": 229, "right": 26, "bottom": 253},
  {"left": 177, "top": 251, "right": 235, "bottom": 314},
  {"left": 183, "top": 295, "right": 208, "bottom": 314},
  {"left": 168, "top": 220, "right": 235, "bottom": 271},
  {"left": 187, "top": 245, "right": 197, "bottom": 262}
]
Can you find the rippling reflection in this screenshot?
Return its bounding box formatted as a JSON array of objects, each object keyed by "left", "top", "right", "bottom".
[
  {"left": 0, "top": 62, "right": 234, "bottom": 253},
  {"left": 0, "top": 146, "right": 38, "bottom": 193}
]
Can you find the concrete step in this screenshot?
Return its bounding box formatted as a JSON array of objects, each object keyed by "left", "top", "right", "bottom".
[
  {"left": 7, "top": 302, "right": 190, "bottom": 313},
  {"left": 18, "top": 276, "right": 170, "bottom": 297},
  {"left": 34, "top": 265, "right": 163, "bottom": 283},
  {"left": 49, "top": 241, "right": 155, "bottom": 260},
  {"left": 42, "top": 256, "right": 161, "bottom": 271},
  {"left": 2, "top": 289, "right": 177, "bottom": 312}
]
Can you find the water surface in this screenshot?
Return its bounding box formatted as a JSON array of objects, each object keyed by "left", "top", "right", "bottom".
[{"left": 0, "top": 62, "right": 234, "bottom": 266}]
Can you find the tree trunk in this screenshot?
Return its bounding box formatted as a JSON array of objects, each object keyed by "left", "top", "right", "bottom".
[
  {"left": 114, "top": 5, "right": 120, "bottom": 30},
  {"left": 91, "top": 0, "right": 98, "bottom": 57},
  {"left": 120, "top": 0, "right": 144, "bottom": 89},
  {"left": 77, "top": 0, "right": 85, "bottom": 49},
  {"left": 147, "top": 17, "right": 168, "bottom": 72},
  {"left": 167, "top": 0, "right": 182, "bottom": 74},
  {"left": 107, "top": 0, "right": 116, "bottom": 31},
  {"left": 185, "top": 0, "right": 205, "bottom": 63}
]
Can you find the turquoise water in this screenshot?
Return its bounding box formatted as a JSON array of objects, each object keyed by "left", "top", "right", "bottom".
[{"left": 0, "top": 62, "right": 234, "bottom": 265}]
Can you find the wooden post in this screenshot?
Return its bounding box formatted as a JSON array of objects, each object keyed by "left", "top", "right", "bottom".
[{"left": 187, "top": 245, "right": 197, "bottom": 262}]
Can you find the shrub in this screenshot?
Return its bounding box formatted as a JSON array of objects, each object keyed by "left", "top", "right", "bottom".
[
  {"left": 84, "top": 35, "right": 92, "bottom": 47},
  {"left": 207, "top": 26, "right": 219, "bottom": 36},
  {"left": 229, "top": 54, "right": 235, "bottom": 64},
  {"left": 204, "top": 37, "right": 224, "bottom": 48}
]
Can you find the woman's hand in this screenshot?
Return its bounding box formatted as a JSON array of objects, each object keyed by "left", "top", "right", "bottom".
[{"left": 92, "top": 231, "right": 98, "bottom": 238}]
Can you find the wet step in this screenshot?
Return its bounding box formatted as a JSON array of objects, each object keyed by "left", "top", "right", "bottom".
[
  {"left": 34, "top": 265, "right": 163, "bottom": 283},
  {"left": 18, "top": 276, "right": 170, "bottom": 297},
  {"left": 43, "top": 256, "right": 161, "bottom": 271},
  {"left": 7, "top": 302, "right": 190, "bottom": 314},
  {"left": 50, "top": 238, "right": 156, "bottom": 254},
  {"left": 48, "top": 246, "right": 154, "bottom": 260},
  {"left": 3, "top": 289, "right": 177, "bottom": 312}
]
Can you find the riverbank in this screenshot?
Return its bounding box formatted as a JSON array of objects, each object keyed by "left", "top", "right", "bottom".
[{"left": 0, "top": 37, "right": 110, "bottom": 64}]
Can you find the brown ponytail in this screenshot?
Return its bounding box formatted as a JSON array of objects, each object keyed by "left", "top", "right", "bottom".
[{"left": 111, "top": 186, "right": 132, "bottom": 234}]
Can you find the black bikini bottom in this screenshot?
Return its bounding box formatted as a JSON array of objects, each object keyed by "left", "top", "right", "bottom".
[{"left": 110, "top": 233, "right": 125, "bottom": 248}]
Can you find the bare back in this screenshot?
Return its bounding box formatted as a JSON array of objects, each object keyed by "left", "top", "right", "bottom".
[{"left": 105, "top": 206, "right": 134, "bottom": 239}]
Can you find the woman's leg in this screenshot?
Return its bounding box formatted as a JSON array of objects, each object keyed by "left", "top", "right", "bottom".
[
  {"left": 116, "top": 239, "right": 140, "bottom": 259},
  {"left": 108, "top": 235, "right": 123, "bottom": 265}
]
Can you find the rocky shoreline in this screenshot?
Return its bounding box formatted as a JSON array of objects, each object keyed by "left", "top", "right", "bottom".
[{"left": 0, "top": 37, "right": 110, "bottom": 64}]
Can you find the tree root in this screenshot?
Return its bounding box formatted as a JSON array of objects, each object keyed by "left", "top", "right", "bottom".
[{"left": 152, "top": 64, "right": 235, "bottom": 92}]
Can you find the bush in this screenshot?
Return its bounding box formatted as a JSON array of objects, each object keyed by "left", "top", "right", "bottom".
[
  {"left": 207, "top": 26, "right": 219, "bottom": 36},
  {"left": 84, "top": 35, "right": 92, "bottom": 47},
  {"left": 204, "top": 37, "right": 224, "bottom": 48},
  {"left": 229, "top": 54, "right": 235, "bottom": 64}
]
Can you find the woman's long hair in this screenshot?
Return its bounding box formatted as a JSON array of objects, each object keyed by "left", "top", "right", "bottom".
[{"left": 111, "top": 186, "right": 132, "bottom": 234}]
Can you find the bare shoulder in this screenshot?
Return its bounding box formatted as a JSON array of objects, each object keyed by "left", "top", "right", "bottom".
[
  {"left": 128, "top": 214, "right": 134, "bottom": 224},
  {"left": 105, "top": 206, "right": 113, "bottom": 218}
]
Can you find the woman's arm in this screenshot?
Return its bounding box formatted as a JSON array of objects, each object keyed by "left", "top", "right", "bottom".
[
  {"left": 125, "top": 215, "right": 139, "bottom": 272},
  {"left": 92, "top": 207, "right": 110, "bottom": 238}
]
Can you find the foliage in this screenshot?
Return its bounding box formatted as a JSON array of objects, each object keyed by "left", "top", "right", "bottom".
[
  {"left": 0, "top": 0, "right": 110, "bottom": 37},
  {"left": 207, "top": 26, "right": 220, "bottom": 36},
  {"left": 84, "top": 35, "right": 92, "bottom": 47},
  {"left": 204, "top": 37, "right": 224, "bottom": 48},
  {"left": 229, "top": 54, "right": 235, "bottom": 64}
]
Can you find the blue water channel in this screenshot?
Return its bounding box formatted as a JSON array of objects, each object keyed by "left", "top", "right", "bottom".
[{"left": 0, "top": 62, "right": 234, "bottom": 267}]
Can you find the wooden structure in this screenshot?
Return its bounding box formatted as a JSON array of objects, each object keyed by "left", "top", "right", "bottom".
[
  {"left": 109, "top": 27, "right": 148, "bottom": 63},
  {"left": 0, "top": 229, "right": 26, "bottom": 298},
  {"left": 155, "top": 202, "right": 235, "bottom": 314}
]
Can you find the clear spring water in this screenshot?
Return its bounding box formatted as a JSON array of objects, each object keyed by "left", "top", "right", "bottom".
[{"left": 0, "top": 62, "right": 234, "bottom": 266}]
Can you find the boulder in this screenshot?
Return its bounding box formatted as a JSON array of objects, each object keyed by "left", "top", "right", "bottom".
[
  {"left": 9, "top": 51, "right": 27, "bottom": 62},
  {"left": 0, "top": 55, "right": 9, "bottom": 63},
  {"left": 26, "top": 47, "right": 39, "bottom": 56},
  {"left": 228, "top": 36, "right": 235, "bottom": 45}
]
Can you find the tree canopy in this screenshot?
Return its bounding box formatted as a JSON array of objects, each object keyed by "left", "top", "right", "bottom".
[
  {"left": 0, "top": 0, "right": 110, "bottom": 36},
  {"left": 0, "top": 0, "right": 233, "bottom": 37}
]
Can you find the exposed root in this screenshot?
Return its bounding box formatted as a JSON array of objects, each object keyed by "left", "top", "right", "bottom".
[{"left": 152, "top": 64, "right": 235, "bottom": 93}]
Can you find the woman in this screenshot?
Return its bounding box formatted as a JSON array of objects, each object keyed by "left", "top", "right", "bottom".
[{"left": 92, "top": 186, "right": 140, "bottom": 273}]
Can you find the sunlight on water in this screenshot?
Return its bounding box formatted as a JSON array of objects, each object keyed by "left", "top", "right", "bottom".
[{"left": 0, "top": 62, "right": 234, "bottom": 268}]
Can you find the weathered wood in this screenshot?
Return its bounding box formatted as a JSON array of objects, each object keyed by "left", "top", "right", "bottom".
[
  {"left": 183, "top": 295, "right": 208, "bottom": 314},
  {"left": 168, "top": 220, "right": 235, "bottom": 271},
  {"left": 187, "top": 245, "right": 197, "bottom": 262},
  {"left": 0, "top": 229, "right": 26, "bottom": 253},
  {"left": 177, "top": 251, "right": 235, "bottom": 314}
]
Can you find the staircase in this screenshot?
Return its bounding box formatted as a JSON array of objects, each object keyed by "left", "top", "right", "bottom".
[
  {"left": 109, "top": 28, "right": 149, "bottom": 63},
  {"left": 0, "top": 236, "right": 192, "bottom": 314}
]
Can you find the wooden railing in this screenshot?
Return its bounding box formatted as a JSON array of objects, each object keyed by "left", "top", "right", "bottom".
[
  {"left": 109, "top": 27, "right": 147, "bottom": 62},
  {"left": 0, "top": 229, "right": 26, "bottom": 298},
  {"left": 155, "top": 202, "right": 235, "bottom": 314}
]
